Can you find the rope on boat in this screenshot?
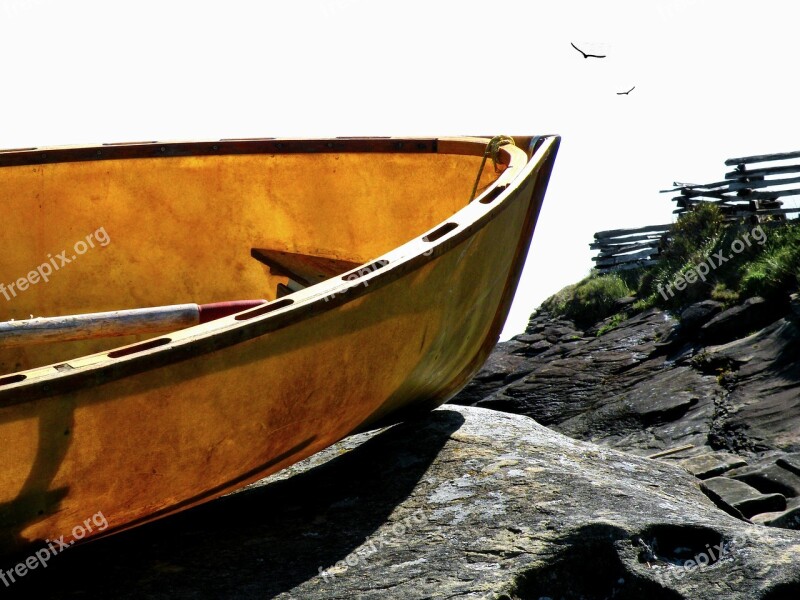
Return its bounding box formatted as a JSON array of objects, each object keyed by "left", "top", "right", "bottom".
[{"left": 469, "top": 135, "right": 516, "bottom": 201}]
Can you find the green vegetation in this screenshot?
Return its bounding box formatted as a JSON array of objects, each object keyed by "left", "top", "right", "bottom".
[
  {"left": 595, "top": 311, "right": 630, "bottom": 336},
  {"left": 540, "top": 273, "right": 632, "bottom": 329},
  {"left": 739, "top": 225, "right": 800, "bottom": 301},
  {"left": 638, "top": 203, "right": 731, "bottom": 309},
  {"left": 542, "top": 204, "right": 800, "bottom": 331}
]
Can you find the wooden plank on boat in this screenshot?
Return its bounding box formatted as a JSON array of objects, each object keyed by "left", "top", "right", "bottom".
[
  {"left": 250, "top": 249, "right": 362, "bottom": 287},
  {"left": 0, "top": 138, "right": 440, "bottom": 169}
]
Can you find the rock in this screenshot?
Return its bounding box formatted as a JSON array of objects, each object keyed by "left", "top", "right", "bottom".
[
  {"left": 790, "top": 293, "right": 800, "bottom": 320},
  {"left": 452, "top": 313, "right": 583, "bottom": 408},
  {"left": 761, "top": 506, "right": 800, "bottom": 530},
  {"left": 449, "top": 340, "right": 534, "bottom": 405},
  {"left": 699, "top": 297, "right": 777, "bottom": 345},
  {"left": 730, "top": 464, "right": 800, "bottom": 499},
  {"left": 701, "top": 476, "right": 786, "bottom": 519},
  {"left": 680, "top": 300, "right": 725, "bottom": 333},
  {"left": 455, "top": 308, "right": 718, "bottom": 454},
  {"left": 451, "top": 302, "right": 800, "bottom": 529},
  {"left": 523, "top": 312, "right": 582, "bottom": 337},
  {"left": 655, "top": 300, "right": 723, "bottom": 353},
  {"left": 680, "top": 452, "right": 748, "bottom": 479},
  {"left": 6, "top": 406, "right": 800, "bottom": 599},
  {"left": 507, "top": 335, "right": 554, "bottom": 358},
  {"left": 778, "top": 453, "right": 800, "bottom": 476},
  {"left": 700, "top": 318, "right": 800, "bottom": 454},
  {"left": 751, "top": 511, "right": 786, "bottom": 526}
]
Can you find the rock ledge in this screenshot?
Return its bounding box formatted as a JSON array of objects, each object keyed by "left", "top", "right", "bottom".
[{"left": 9, "top": 405, "right": 800, "bottom": 599}]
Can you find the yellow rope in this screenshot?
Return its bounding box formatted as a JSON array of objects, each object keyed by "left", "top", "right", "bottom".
[{"left": 469, "top": 135, "right": 516, "bottom": 201}]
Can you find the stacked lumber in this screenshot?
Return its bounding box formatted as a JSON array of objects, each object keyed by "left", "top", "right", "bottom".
[
  {"left": 662, "top": 149, "right": 800, "bottom": 221},
  {"left": 591, "top": 224, "right": 670, "bottom": 272}
]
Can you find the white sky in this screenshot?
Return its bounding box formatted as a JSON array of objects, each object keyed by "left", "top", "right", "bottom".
[{"left": 2, "top": 0, "right": 800, "bottom": 339}]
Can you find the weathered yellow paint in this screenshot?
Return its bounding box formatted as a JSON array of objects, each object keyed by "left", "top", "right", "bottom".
[
  {"left": 0, "top": 152, "right": 499, "bottom": 371},
  {"left": 0, "top": 136, "right": 558, "bottom": 557}
]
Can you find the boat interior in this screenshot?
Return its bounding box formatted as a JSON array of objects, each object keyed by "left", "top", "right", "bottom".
[{"left": 0, "top": 143, "right": 506, "bottom": 374}]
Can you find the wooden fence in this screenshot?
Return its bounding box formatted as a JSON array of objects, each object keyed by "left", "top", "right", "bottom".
[
  {"left": 591, "top": 224, "right": 671, "bottom": 272},
  {"left": 662, "top": 149, "right": 800, "bottom": 221},
  {"left": 592, "top": 149, "right": 800, "bottom": 273}
]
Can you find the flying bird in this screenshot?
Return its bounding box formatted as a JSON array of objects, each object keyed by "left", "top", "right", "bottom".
[
  {"left": 617, "top": 86, "right": 635, "bottom": 95},
  {"left": 571, "top": 42, "right": 606, "bottom": 59}
]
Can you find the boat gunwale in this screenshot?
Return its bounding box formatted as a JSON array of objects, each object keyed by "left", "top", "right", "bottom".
[
  {"left": 0, "top": 138, "right": 440, "bottom": 168},
  {"left": 0, "top": 136, "right": 559, "bottom": 407}
]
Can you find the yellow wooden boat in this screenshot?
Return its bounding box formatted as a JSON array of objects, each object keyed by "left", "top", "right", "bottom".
[{"left": 0, "top": 135, "right": 559, "bottom": 558}]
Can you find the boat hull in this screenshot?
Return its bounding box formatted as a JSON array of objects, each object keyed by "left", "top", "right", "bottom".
[{"left": 0, "top": 136, "right": 559, "bottom": 557}]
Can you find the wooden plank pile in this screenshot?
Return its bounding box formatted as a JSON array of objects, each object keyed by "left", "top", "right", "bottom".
[
  {"left": 591, "top": 224, "right": 671, "bottom": 272},
  {"left": 592, "top": 149, "right": 800, "bottom": 273},
  {"left": 662, "top": 149, "right": 800, "bottom": 221}
]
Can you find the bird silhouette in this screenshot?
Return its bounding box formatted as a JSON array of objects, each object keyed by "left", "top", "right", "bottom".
[
  {"left": 571, "top": 42, "right": 606, "bottom": 59},
  {"left": 617, "top": 86, "right": 635, "bottom": 95}
]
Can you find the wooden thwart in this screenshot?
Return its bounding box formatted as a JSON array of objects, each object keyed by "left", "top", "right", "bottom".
[{"left": 251, "top": 248, "right": 361, "bottom": 287}]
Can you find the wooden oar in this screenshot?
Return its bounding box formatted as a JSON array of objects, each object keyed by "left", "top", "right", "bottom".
[{"left": 0, "top": 300, "right": 266, "bottom": 347}]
